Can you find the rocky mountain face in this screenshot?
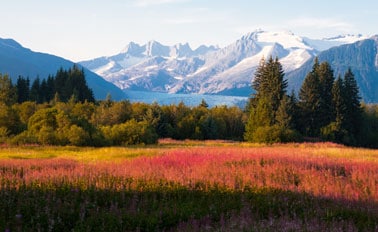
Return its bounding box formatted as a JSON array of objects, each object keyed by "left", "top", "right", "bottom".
[
  {"left": 287, "top": 36, "right": 378, "bottom": 103},
  {"left": 0, "top": 38, "right": 126, "bottom": 100}
]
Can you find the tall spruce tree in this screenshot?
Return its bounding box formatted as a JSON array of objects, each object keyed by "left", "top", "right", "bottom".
[
  {"left": 321, "top": 76, "right": 347, "bottom": 142},
  {"left": 16, "top": 76, "right": 30, "bottom": 103},
  {"left": 343, "top": 68, "right": 362, "bottom": 144},
  {"left": 332, "top": 76, "right": 346, "bottom": 127},
  {"left": 317, "top": 61, "right": 335, "bottom": 127},
  {"left": 245, "top": 57, "right": 289, "bottom": 142},
  {"left": 298, "top": 58, "right": 336, "bottom": 137},
  {"left": 30, "top": 77, "right": 41, "bottom": 103},
  {"left": 298, "top": 61, "right": 322, "bottom": 137}
]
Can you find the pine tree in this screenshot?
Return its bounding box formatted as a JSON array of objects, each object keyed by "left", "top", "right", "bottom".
[
  {"left": 30, "top": 77, "right": 41, "bottom": 103},
  {"left": 298, "top": 65, "right": 321, "bottom": 137},
  {"left": 40, "top": 79, "right": 48, "bottom": 103},
  {"left": 317, "top": 61, "right": 335, "bottom": 127},
  {"left": 343, "top": 68, "right": 362, "bottom": 144},
  {"left": 244, "top": 57, "right": 289, "bottom": 142},
  {"left": 332, "top": 76, "right": 346, "bottom": 126},
  {"left": 16, "top": 76, "right": 30, "bottom": 103},
  {"left": 276, "top": 95, "right": 293, "bottom": 130},
  {"left": 298, "top": 58, "right": 336, "bottom": 137},
  {"left": 253, "top": 57, "right": 287, "bottom": 114},
  {"left": 320, "top": 76, "right": 347, "bottom": 142}
]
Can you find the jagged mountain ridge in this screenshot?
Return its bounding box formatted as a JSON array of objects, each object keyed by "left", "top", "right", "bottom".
[
  {"left": 0, "top": 38, "right": 126, "bottom": 100},
  {"left": 80, "top": 30, "right": 366, "bottom": 96}
]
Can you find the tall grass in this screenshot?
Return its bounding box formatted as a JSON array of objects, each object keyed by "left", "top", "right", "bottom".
[{"left": 1, "top": 142, "right": 378, "bottom": 231}]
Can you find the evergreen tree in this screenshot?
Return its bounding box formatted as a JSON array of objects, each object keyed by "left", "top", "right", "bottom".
[
  {"left": 343, "top": 68, "right": 362, "bottom": 144},
  {"left": 298, "top": 63, "right": 321, "bottom": 137},
  {"left": 30, "top": 77, "right": 41, "bottom": 103},
  {"left": 275, "top": 95, "right": 293, "bottom": 130},
  {"left": 245, "top": 57, "right": 289, "bottom": 142},
  {"left": 46, "top": 75, "right": 55, "bottom": 102},
  {"left": 332, "top": 76, "right": 346, "bottom": 126},
  {"left": 40, "top": 79, "right": 48, "bottom": 103},
  {"left": 54, "top": 68, "right": 68, "bottom": 101},
  {"left": 321, "top": 76, "right": 347, "bottom": 142},
  {"left": 317, "top": 61, "right": 335, "bottom": 127},
  {"left": 16, "top": 76, "right": 30, "bottom": 103},
  {"left": 297, "top": 58, "right": 337, "bottom": 137},
  {"left": 252, "top": 57, "right": 287, "bottom": 114}
]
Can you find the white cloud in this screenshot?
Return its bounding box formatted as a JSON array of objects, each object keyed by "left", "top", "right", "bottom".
[{"left": 134, "top": 0, "right": 188, "bottom": 7}]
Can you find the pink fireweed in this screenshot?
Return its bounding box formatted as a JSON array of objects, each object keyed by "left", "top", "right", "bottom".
[{"left": 0, "top": 145, "right": 377, "bottom": 203}]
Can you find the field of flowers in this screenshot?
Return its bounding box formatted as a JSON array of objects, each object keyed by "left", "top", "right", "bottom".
[{"left": 1, "top": 141, "right": 378, "bottom": 231}]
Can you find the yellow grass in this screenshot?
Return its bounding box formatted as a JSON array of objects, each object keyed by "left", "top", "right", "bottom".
[{"left": 0, "top": 140, "right": 378, "bottom": 163}]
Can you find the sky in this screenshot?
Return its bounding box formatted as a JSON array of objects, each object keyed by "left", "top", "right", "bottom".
[{"left": 1, "top": 0, "right": 377, "bottom": 62}]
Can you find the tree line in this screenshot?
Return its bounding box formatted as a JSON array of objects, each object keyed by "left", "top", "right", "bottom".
[
  {"left": 0, "top": 61, "right": 378, "bottom": 147},
  {"left": 0, "top": 66, "right": 245, "bottom": 145},
  {"left": 13, "top": 65, "right": 95, "bottom": 104}
]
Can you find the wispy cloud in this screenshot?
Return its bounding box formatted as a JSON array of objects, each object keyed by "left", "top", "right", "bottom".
[
  {"left": 134, "top": 0, "right": 188, "bottom": 7},
  {"left": 287, "top": 17, "right": 354, "bottom": 32},
  {"left": 163, "top": 18, "right": 198, "bottom": 25}
]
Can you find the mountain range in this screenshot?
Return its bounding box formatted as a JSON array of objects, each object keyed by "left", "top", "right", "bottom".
[
  {"left": 1, "top": 30, "right": 377, "bottom": 104},
  {"left": 80, "top": 30, "right": 369, "bottom": 98},
  {"left": 0, "top": 38, "right": 126, "bottom": 100}
]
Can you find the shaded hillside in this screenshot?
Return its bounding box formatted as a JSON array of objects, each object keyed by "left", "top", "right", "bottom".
[
  {"left": 287, "top": 36, "right": 378, "bottom": 103},
  {"left": 0, "top": 38, "right": 126, "bottom": 100}
]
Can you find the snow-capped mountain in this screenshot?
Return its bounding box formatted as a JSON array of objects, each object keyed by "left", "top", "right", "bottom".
[{"left": 80, "top": 30, "right": 366, "bottom": 96}]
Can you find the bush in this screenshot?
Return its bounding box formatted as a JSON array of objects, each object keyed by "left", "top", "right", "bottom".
[
  {"left": 0, "top": 127, "right": 8, "bottom": 144},
  {"left": 102, "top": 119, "right": 158, "bottom": 146},
  {"left": 9, "top": 131, "right": 38, "bottom": 145},
  {"left": 67, "top": 125, "right": 90, "bottom": 146},
  {"left": 252, "top": 126, "right": 281, "bottom": 144}
]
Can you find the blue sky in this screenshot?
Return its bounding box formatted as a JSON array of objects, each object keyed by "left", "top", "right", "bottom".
[{"left": 1, "top": 0, "right": 377, "bottom": 61}]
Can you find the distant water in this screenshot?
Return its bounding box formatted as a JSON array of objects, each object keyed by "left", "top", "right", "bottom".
[{"left": 123, "top": 90, "right": 248, "bottom": 108}]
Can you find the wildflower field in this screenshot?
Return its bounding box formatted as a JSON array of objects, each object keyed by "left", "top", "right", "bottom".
[{"left": 1, "top": 141, "right": 378, "bottom": 231}]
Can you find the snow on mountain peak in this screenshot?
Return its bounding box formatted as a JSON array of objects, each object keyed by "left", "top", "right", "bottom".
[
  {"left": 80, "top": 29, "right": 369, "bottom": 96},
  {"left": 120, "top": 42, "right": 143, "bottom": 55},
  {"left": 249, "top": 30, "right": 312, "bottom": 50},
  {"left": 303, "top": 34, "right": 367, "bottom": 51},
  {"left": 322, "top": 34, "right": 367, "bottom": 43}
]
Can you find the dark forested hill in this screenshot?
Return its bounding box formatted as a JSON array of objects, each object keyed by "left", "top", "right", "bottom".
[{"left": 0, "top": 38, "right": 126, "bottom": 100}]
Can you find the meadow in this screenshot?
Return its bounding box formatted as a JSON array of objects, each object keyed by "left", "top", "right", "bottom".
[{"left": 1, "top": 140, "right": 378, "bottom": 231}]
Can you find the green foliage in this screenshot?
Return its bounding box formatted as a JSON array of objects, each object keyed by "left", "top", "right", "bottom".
[
  {"left": 358, "top": 105, "right": 378, "bottom": 148},
  {"left": 298, "top": 61, "right": 322, "bottom": 136},
  {"left": 297, "top": 60, "right": 358, "bottom": 142},
  {"left": 245, "top": 57, "right": 295, "bottom": 143},
  {"left": 15, "top": 76, "right": 30, "bottom": 103},
  {"left": 0, "top": 73, "right": 17, "bottom": 105},
  {"left": 0, "top": 62, "right": 375, "bottom": 147},
  {"left": 317, "top": 61, "right": 335, "bottom": 126},
  {"left": 101, "top": 119, "right": 158, "bottom": 145},
  {"left": 0, "top": 127, "right": 8, "bottom": 143}
]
